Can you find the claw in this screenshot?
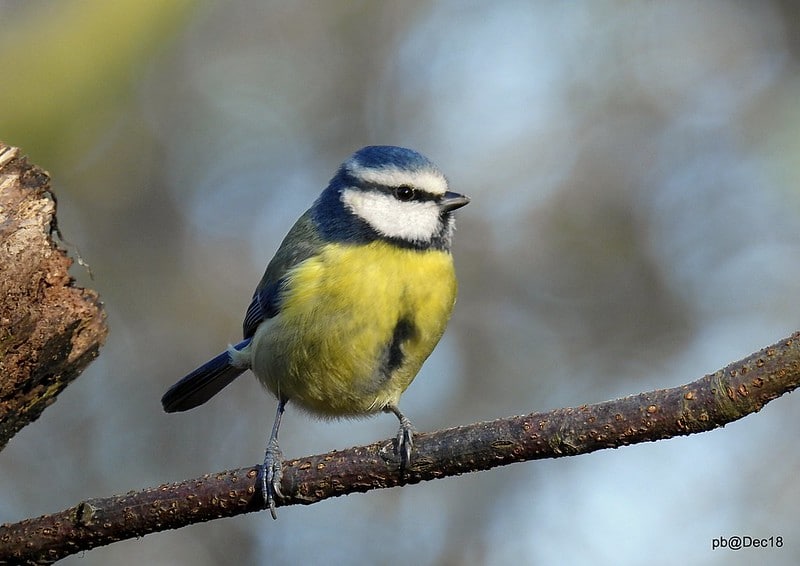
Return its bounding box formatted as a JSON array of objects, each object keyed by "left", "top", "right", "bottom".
[
  {"left": 260, "top": 399, "right": 287, "bottom": 519},
  {"left": 386, "top": 404, "right": 415, "bottom": 473},
  {"left": 261, "top": 438, "right": 284, "bottom": 519},
  {"left": 397, "top": 419, "right": 414, "bottom": 472}
]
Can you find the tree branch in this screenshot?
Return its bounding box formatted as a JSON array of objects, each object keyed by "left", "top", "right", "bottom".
[{"left": 2, "top": 331, "right": 798, "bottom": 564}]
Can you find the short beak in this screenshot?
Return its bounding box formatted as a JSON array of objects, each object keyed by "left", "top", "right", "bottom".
[{"left": 441, "top": 191, "right": 470, "bottom": 212}]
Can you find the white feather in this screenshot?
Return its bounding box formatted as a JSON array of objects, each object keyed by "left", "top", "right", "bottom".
[
  {"left": 342, "top": 188, "right": 441, "bottom": 242},
  {"left": 346, "top": 163, "right": 449, "bottom": 196}
]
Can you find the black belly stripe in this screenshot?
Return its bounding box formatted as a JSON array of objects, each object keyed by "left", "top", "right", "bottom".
[{"left": 385, "top": 317, "right": 417, "bottom": 375}]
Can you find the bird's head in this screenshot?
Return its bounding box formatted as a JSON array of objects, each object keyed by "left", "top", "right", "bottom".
[{"left": 314, "top": 145, "right": 469, "bottom": 251}]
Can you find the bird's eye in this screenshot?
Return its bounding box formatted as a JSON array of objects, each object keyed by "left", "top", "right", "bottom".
[{"left": 394, "top": 185, "right": 415, "bottom": 201}]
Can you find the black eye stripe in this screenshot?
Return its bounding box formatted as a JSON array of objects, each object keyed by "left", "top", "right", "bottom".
[{"left": 361, "top": 182, "right": 438, "bottom": 202}]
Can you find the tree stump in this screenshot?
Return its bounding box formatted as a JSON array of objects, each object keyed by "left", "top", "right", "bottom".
[{"left": 0, "top": 142, "right": 107, "bottom": 450}]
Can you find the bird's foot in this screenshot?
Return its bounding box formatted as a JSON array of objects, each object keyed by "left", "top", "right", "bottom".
[
  {"left": 395, "top": 413, "right": 415, "bottom": 473},
  {"left": 260, "top": 439, "right": 284, "bottom": 519}
]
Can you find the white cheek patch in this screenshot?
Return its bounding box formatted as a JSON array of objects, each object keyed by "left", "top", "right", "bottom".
[
  {"left": 346, "top": 163, "right": 449, "bottom": 197},
  {"left": 342, "top": 189, "right": 441, "bottom": 242}
]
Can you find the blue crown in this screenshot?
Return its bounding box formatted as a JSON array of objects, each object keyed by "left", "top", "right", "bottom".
[{"left": 347, "top": 145, "right": 439, "bottom": 175}]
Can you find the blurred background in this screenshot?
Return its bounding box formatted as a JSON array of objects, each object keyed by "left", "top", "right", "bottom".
[{"left": 2, "top": 1, "right": 800, "bottom": 564}]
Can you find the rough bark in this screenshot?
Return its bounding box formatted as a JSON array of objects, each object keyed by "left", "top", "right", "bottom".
[{"left": 0, "top": 142, "right": 107, "bottom": 450}]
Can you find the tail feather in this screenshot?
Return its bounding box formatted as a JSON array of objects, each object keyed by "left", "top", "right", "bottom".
[{"left": 161, "top": 338, "right": 251, "bottom": 412}]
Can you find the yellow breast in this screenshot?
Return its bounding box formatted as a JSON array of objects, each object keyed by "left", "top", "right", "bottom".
[{"left": 250, "top": 241, "right": 457, "bottom": 417}]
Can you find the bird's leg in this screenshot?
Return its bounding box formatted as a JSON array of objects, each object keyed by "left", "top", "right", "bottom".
[
  {"left": 261, "top": 399, "right": 286, "bottom": 519},
  {"left": 386, "top": 404, "right": 414, "bottom": 472}
]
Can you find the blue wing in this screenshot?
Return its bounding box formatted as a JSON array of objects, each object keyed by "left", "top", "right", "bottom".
[
  {"left": 242, "top": 279, "right": 284, "bottom": 339},
  {"left": 162, "top": 210, "right": 323, "bottom": 413},
  {"left": 242, "top": 210, "right": 324, "bottom": 337}
]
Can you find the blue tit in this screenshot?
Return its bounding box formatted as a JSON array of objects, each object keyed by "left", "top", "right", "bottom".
[{"left": 162, "top": 145, "right": 469, "bottom": 518}]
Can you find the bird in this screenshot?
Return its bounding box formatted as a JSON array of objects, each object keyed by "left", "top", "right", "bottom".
[{"left": 161, "top": 145, "right": 469, "bottom": 518}]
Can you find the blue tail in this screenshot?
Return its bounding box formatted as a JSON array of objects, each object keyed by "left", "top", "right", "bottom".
[{"left": 161, "top": 338, "right": 251, "bottom": 412}]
